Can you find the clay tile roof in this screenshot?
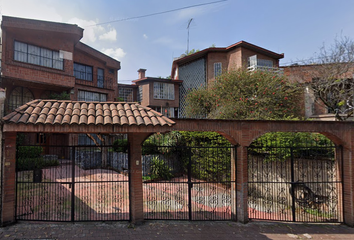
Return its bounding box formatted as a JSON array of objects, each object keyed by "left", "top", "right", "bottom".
[{"left": 3, "top": 100, "right": 175, "bottom": 127}]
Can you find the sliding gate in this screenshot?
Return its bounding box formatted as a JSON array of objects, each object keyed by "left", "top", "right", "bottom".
[
  {"left": 16, "top": 145, "right": 129, "bottom": 221},
  {"left": 143, "top": 145, "right": 236, "bottom": 220},
  {"left": 248, "top": 144, "right": 343, "bottom": 223}
]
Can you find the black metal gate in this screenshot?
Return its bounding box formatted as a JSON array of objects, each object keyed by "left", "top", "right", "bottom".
[
  {"left": 143, "top": 145, "right": 236, "bottom": 221},
  {"left": 16, "top": 145, "right": 129, "bottom": 222},
  {"left": 248, "top": 143, "right": 343, "bottom": 223}
]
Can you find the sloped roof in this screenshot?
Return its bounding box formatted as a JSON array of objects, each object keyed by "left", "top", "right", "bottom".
[{"left": 3, "top": 100, "right": 175, "bottom": 127}]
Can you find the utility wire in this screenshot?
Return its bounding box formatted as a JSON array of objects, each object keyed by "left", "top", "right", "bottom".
[{"left": 85, "top": 0, "right": 227, "bottom": 27}]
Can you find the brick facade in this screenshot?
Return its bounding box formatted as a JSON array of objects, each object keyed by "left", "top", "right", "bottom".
[
  {"left": 1, "top": 16, "right": 120, "bottom": 114},
  {"left": 171, "top": 41, "right": 283, "bottom": 117}
]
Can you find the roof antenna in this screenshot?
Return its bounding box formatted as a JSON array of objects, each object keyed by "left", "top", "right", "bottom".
[{"left": 187, "top": 18, "right": 193, "bottom": 54}]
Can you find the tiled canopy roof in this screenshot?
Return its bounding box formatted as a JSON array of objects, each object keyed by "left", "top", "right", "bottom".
[{"left": 3, "top": 100, "right": 175, "bottom": 127}]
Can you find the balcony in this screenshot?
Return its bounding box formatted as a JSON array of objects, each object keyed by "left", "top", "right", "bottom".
[
  {"left": 247, "top": 65, "right": 284, "bottom": 75},
  {"left": 75, "top": 77, "right": 114, "bottom": 90}
]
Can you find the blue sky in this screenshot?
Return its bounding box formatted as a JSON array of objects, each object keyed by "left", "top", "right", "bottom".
[{"left": 1, "top": 0, "right": 354, "bottom": 83}]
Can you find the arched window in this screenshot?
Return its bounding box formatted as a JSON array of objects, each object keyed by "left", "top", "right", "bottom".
[{"left": 8, "top": 87, "right": 34, "bottom": 111}]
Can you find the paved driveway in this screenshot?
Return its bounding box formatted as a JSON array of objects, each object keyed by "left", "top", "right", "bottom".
[{"left": 1, "top": 221, "right": 354, "bottom": 240}]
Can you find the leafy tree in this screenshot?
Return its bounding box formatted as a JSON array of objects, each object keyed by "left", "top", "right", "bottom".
[
  {"left": 185, "top": 68, "right": 302, "bottom": 120},
  {"left": 290, "top": 36, "right": 354, "bottom": 121}
]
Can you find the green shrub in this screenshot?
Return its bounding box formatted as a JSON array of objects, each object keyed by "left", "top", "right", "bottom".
[
  {"left": 17, "top": 157, "right": 59, "bottom": 171},
  {"left": 17, "top": 146, "right": 43, "bottom": 159},
  {"left": 113, "top": 139, "right": 128, "bottom": 153},
  {"left": 150, "top": 157, "right": 173, "bottom": 180},
  {"left": 142, "top": 141, "right": 160, "bottom": 155}
]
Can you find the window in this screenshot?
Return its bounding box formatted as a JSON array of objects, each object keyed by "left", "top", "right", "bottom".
[
  {"left": 8, "top": 87, "right": 34, "bottom": 112},
  {"left": 258, "top": 59, "right": 273, "bottom": 68},
  {"left": 74, "top": 63, "right": 93, "bottom": 81},
  {"left": 214, "top": 62, "right": 222, "bottom": 78},
  {"left": 119, "top": 88, "right": 134, "bottom": 102},
  {"left": 138, "top": 86, "right": 143, "bottom": 102},
  {"left": 97, "top": 68, "right": 104, "bottom": 88},
  {"left": 248, "top": 55, "right": 273, "bottom": 68},
  {"left": 14, "top": 41, "right": 63, "bottom": 70},
  {"left": 153, "top": 82, "right": 174, "bottom": 100},
  {"left": 78, "top": 90, "right": 107, "bottom": 102},
  {"left": 153, "top": 106, "right": 176, "bottom": 118}
]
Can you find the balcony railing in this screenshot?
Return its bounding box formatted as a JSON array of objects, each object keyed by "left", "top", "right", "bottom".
[
  {"left": 75, "top": 77, "right": 114, "bottom": 90},
  {"left": 248, "top": 65, "right": 284, "bottom": 75}
]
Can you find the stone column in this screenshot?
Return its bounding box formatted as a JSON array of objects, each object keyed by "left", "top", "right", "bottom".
[{"left": 128, "top": 133, "right": 150, "bottom": 224}]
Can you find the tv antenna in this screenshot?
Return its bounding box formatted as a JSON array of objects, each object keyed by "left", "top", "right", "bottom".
[{"left": 187, "top": 18, "right": 193, "bottom": 54}]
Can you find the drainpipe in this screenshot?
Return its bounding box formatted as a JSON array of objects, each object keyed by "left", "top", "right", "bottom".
[{"left": 0, "top": 88, "right": 6, "bottom": 225}]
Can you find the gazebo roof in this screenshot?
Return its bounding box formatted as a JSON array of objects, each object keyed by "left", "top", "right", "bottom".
[{"left": 3, "top": 100, "right": 175, "bottom": 127}]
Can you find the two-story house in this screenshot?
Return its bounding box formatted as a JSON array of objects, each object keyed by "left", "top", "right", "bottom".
[
  {"left": 0, "top": 16, "right": 121, "bottom": 146},
  {"left": 118, "top": 69, "right": 182, "bottom": 118},
  {"left": 171, "top": 41, "right": 284, "bottom": 117}
]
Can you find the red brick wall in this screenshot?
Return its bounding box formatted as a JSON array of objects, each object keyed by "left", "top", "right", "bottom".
[
  {"left": 73, "top": 48, "right": 118, "bottom": 101},
  {"left": 206, "top": 52, "right": 228, "bottom": 84},
  {"left": 138, "top": 81, "right": 179, "bottom": 108},
  {"left": 2, "top": 28, "right": 76, "bottom": 88}
]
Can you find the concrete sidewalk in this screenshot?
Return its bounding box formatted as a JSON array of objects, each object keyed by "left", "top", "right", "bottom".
[{"left": 1, "top": 221, "right": 354, "bottom": 240}]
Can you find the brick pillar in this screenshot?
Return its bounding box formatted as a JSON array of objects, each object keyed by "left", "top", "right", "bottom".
[
  {"left": 1, "top": 132, "right": 17, "bottom": 226},
  {"left": 128, "top": 133, "right": 150, "bottom": 224},
  {"left": 342, "top": 145, "right": 354, "bottom": 226},
  {"left": 236, "top": 145, "right": 249, "bottom": 223},
  {"left": 230, "top": 146, "right": 237, "bottom": 220}
]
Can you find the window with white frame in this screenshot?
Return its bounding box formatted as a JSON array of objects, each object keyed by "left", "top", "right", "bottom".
[
  {"left": 74, "top": 63, "right": 93, "bottom": 81},
  {"left": 14, "top": 41, "right": 63, "bottom": 70},
  {"left": 214, "top": 62, "right": 222, "bottom": 77},
  {"left": 248, "top": 55, "right": 273, "bottom": 68},
  {"left": 153, "top": 82, "right": 174, "bottom": 100},
  {"left": 78, "top": 90, "right": 107, "bottom": 102}
]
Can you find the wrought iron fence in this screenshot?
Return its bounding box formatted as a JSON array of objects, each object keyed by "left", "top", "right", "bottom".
[
  {"left": 16, "top": 144, "right": 129, "bottom": 222},
  {"left": 142, "top": 132, "right": 236, "bottom": 221},
  {"left": 248, "top": 138, "right": 343, "bottom": 223}
]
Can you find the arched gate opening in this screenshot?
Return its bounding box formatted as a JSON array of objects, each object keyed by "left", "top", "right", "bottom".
[
  {"left": 247, "top": 132, "right": 343, "bottom": 223},
  {"left": 141, "top": 131, "right": 237, "bottom": 221}
]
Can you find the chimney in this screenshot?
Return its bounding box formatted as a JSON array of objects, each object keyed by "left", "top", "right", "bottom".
[{"left": 138, "top": 68, "right": 146, "bottom": 79}]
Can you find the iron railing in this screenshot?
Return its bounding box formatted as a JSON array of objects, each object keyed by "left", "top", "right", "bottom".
[{"left": 248, "top": 145, "right": 343, "bottom": 223}]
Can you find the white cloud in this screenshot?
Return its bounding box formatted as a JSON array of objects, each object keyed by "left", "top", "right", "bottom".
[
  {"left": 0, "top": 0, "right": 63, "bottom": 22},
  {"left": 67, "top": 17, "right": 105, "bottom": 43},
  {"left": 99, "top": 29, "right": 117, "bottom": 41},
  {"left": 143, "top": 34, "right": 148, "bottom": 39},
  {"left": 67, "top": 18, "right": 118, "bottom": 44},
  {"left": 102, "top": 48, "right": 126, "bottom": 61}
]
